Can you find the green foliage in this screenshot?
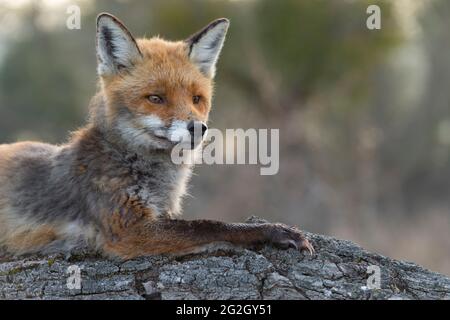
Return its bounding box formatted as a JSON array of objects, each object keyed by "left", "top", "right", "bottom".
[{"left": 254, "top": 0, "right": 399, "bottom": 96}]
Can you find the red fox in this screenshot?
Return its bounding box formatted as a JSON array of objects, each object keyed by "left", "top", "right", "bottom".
[{"left": 0, "top": 13, "right": 313, "bottom": 259}]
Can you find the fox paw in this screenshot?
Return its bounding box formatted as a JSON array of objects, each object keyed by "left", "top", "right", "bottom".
[{"left": 262, "top": 223, "right": 315, "bottom": 255}]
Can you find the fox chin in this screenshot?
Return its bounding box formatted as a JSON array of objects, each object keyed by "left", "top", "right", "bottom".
[{"left": 0, "top": 13, "right": 313, "bottom": 259}]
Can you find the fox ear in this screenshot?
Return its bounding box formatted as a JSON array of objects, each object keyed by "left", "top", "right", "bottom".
[
  {"left": 96, "top": 13, "right": 142, "bottom": 76},
  {"left": 186, "top": 18, "right": 229, "bottom": 78}
]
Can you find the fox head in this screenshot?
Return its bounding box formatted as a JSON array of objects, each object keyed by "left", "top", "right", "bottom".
[{"left": 94, "top": 13, "right": 229, "bottom": 151}]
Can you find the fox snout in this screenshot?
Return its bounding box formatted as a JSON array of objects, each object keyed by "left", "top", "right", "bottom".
[
  {"left": 187, "top": 121, "right": 208, "bottom": 138},
  {"left": 187, "top": 120, "right": 208, "bottom": 149},
  {"left": 136, "top": 115, "right": 207, "bottom": 149},
  {"left": 168, "top": 120, "right": 207, "bottom": 150}
]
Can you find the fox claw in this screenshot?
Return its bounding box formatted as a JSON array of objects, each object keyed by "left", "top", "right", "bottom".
[
  {"left": 263, "top": 223, "right": 315, "bottom": 255},
  {"left": 301, "top": 238, "right": 315, "bottom": 255}
]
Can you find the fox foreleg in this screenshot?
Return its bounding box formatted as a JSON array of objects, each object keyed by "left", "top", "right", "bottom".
[{"left": 102, "top": 218, "right": 314, "bottom": 259}]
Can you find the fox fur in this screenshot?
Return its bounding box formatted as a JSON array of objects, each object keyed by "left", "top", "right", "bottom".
[{"left": 0, "top": 13, "right": 313, "bottom": 259}]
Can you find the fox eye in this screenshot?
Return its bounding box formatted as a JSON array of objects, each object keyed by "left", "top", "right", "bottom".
[
  {"left": 192, "top": 95, "right": 202, "bottom": 104},
  {"left": 147, "top": 95, "right": 165, "bottom": 104}
]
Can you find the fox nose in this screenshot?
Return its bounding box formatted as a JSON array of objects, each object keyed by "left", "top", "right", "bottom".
[{"left": 187, "top": 121, "right": 208, "bottom": 138}]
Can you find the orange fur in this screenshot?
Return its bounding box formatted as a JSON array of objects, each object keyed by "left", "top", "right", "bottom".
[
  {"left": 103, "top": 38, "right": 212, "bottom": 125},
  {"left": 6, "top": 225, "right": 57, "bottom": 253},
  {"left": 0, "top": 14, "right": 314, "bottom": 258}
]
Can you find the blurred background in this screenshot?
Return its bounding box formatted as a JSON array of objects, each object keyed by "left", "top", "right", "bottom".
[{"left": 0, "top": 0, "right": 449, "bottom": 275}]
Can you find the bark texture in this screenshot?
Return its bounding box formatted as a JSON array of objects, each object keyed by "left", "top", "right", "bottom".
[{"left": 1, "top": 217, "right": 449, "bottom": 300}]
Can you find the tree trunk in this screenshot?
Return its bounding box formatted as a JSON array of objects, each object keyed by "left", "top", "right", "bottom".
[{"left": 0, "top": 217, "right": 449, "bottom": 300}]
